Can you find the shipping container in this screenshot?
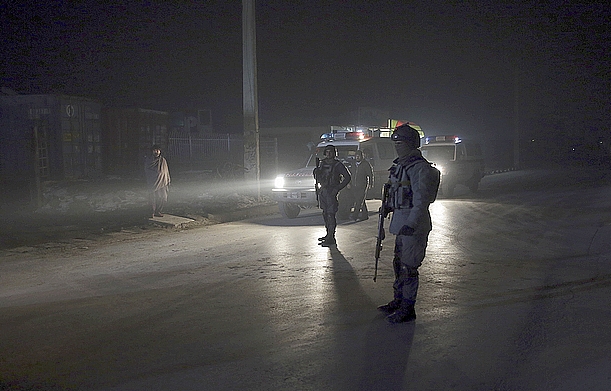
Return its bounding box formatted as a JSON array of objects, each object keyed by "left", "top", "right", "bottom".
[
  {"left": 0, "top": 94, "right": 102, "bottom": 181},
  {"left": 101, "top": 107, "right": 170, "bottom": 177}
]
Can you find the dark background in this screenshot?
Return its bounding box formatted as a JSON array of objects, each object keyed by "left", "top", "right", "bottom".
[{"left": 1, "top": 1, "right": 609, "bottom": 142}]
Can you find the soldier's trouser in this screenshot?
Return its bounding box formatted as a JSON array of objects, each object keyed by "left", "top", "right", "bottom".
[
  {"left": 352, "top": 187, "right": 368, "bottom": 218},
  {"left": 322, "top": 212, "right": 337, "bottom": 239},
  {"left": 392, "top": 232, "right": 429, "bottom": 308},
  {"left": 320, "top": 188, "right": 339, "bottom": 239}
]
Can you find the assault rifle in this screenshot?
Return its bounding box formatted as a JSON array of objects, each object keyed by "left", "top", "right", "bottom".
[
  {"left": 314, "top": 157, "right": 321, "bottom": 208},
  {"left": 374, "top": 183, "right": 391, "bottom": 282}
]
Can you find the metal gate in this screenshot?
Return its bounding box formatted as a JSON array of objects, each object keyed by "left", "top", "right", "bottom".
[{"left": 167, "top": 131, "right": 278, "bottom": 177}]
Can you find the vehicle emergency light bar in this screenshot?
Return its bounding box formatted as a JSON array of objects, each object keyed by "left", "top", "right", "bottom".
[
  {"left": 321, "top": 132, "right": 365, "bottom": 141},
  {"left": 425, "top": 135, "right": 461, "bottom": 144},
  {"left": 321, "top": 129, "right": 369, "bottom": 141}
]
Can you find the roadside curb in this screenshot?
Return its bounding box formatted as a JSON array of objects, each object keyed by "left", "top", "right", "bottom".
[
  {"left": 149, "top": 214, "right": 196, "bottom": 228},
  {"left": 206, "top": 204, "right": 279, "bottom": 223}
]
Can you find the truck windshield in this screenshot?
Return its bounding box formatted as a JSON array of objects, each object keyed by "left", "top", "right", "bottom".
[
  {"left": 310, "top": 146, "right": 358, "bottom": 165},
  {"left": 421, "top": 145, "right": 455, "bottom": 162}
]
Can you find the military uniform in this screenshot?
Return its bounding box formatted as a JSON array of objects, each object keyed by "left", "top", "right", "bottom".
[
  {"left": 379, "top": 124, "right": 440, "bottom": 323},
  {"left": 314, "top": 146, "right": 351, "bottom": 246}
]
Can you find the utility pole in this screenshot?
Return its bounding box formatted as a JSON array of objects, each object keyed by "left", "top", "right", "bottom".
[
  {"left": 33, "top": 123, "right": 43, "bottom": 208},
  {"left": 512, "top": 20, "right": 526, "bottom": 171},
  {"left": 513, "top": 65, "right": 520, "bottom": 169},
  {"left": 242, "top": 0, "right": 260, "bottom": 197}
]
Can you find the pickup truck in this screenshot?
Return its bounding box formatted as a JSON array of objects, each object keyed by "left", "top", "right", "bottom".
[
  {"left": 272, "top": 127, "right": 401, "bottom": 218},
  {"left": 420, "top": 135, "right": 485, "bottom": 197}
]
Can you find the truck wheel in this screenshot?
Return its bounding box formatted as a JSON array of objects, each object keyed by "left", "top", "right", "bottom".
[{"left": 279, "top": 202, "right": 300, "bottom": 219}]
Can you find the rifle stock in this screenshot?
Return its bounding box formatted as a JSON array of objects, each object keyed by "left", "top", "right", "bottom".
[{"left": 373, "top": 183, "right": 391, "bottom": 282}]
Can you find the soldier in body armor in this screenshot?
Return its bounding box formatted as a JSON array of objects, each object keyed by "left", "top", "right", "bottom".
[
  {"left": 350, "top": 150, "right": 374, "bottom": 221},
  {"left": 378, "top": 124, "right": 440, "bottom": 323},
  {"left": 313, "top": 145, "right": 351, "bottom": 246}
]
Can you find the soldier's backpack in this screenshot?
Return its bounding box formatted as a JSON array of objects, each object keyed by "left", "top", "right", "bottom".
[
  {"left": 427, "top": 163, "right": 441, "bottom": 203},
  {"left": 393, "top": 157, "right": 440, "bottom": 205}
]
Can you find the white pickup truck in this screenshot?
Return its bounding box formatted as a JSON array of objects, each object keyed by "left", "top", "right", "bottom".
[
  {"left": 420, "top": 135, "right": 485, "bottom": 197},
  {"left": 272, "top": 125, "right": 419, "bottom": 218}
]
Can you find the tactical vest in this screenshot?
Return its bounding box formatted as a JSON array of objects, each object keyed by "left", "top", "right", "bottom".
[
  {"left": 388, "top": 157, "right": 440, "bottom": 209},
  {"left": 315, "top": 159, "right": 341, "bottom": 188}
]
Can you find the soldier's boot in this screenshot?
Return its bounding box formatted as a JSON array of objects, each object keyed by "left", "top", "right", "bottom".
[
  {"left": 386, "top": 266, "right": 418, "bottom": 323},
  {"left": 319, "top": 232, "right": 336, "bottom": 246},
  {"left": 386, "top": 303, "right": 416, "bottom": 324},
  {"left": 377, "top": 299, "right": 401, "bottom": 314},
  {"left": 319, "top": 213, "right": 337, "bottom": 246},
  {"left": 318, "top": 227, "right": 331, "bottom": 242},
  {"left": 319, "top": 235, "right": 336, "bottom": 246},
  {"left": 319, "top": 213, "right": 331, "bottom": 242}
]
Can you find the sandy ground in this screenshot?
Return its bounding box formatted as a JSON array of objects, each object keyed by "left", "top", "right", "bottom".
[{"left": 0, "top": 176, "right": 277, "bottom": 251}]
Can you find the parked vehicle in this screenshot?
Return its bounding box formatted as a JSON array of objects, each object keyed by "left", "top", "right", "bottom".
[
  {"left": 272, "top": 124, "right": 423, "bottom": 218},
  {"left": 420, "top": 135, "right": 485, "bottom": 197}
]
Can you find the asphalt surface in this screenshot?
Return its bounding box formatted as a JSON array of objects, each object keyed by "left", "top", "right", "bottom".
[{"left": 1, "top": 166, "right": 611, "bottom": 391}]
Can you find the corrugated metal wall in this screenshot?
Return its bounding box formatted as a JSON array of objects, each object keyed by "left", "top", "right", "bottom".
[
  {"left": 101, "top": 107, "right": 169, "bottom": 176},
  {"left": 59, "top": 95, "right": 103, "bottom": 179},
  {"left": 0, "top": 94, "right": 102, "bottom": 181},
  {"left": 0, "top": 99, "right": 36, "bottom": 180},
  {"left": 0, "top": 95, "right": 282, "bottom": 182}
]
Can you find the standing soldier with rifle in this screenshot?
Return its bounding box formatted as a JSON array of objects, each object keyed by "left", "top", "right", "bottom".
[
  {"left": 377, "top": 124, "right": 440, "bottom": 323},
  {"left": 313, "top": 145, "right": 351, "bottom": 247}
]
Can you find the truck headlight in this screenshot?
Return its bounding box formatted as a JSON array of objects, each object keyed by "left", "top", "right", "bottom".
[{"left": 274, "top": 176, "right": 285, "bottom": 189}]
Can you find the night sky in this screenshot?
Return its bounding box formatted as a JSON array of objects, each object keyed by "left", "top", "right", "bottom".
[{"left": 1, "top": 1, "right": 609, "bottom": 140}]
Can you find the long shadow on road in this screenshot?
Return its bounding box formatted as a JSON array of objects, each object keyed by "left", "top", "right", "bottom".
[{"left": 326, "top": 246, "right": 416, "bottom": 391}]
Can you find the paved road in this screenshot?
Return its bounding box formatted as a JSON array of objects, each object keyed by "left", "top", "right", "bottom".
[{"left": 1, "top": 167, "right": 610, "bottom": 390}]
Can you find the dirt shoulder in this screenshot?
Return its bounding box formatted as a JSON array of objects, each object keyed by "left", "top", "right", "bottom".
[{"left": 0, "top": 177, "right": 278, "bottom": 252}]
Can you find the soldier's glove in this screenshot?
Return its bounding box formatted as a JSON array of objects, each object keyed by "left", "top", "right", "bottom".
[
  {"left": 399, "top": 225, "right": 415, "bottom": 236},
  {"left": 382, "top": 206, "right": 393, "bottom": 218}
]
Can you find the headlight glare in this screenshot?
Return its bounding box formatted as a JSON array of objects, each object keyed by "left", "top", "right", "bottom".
[{"left": 274, "top": 176, "right": 285, "bottom": 189}]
